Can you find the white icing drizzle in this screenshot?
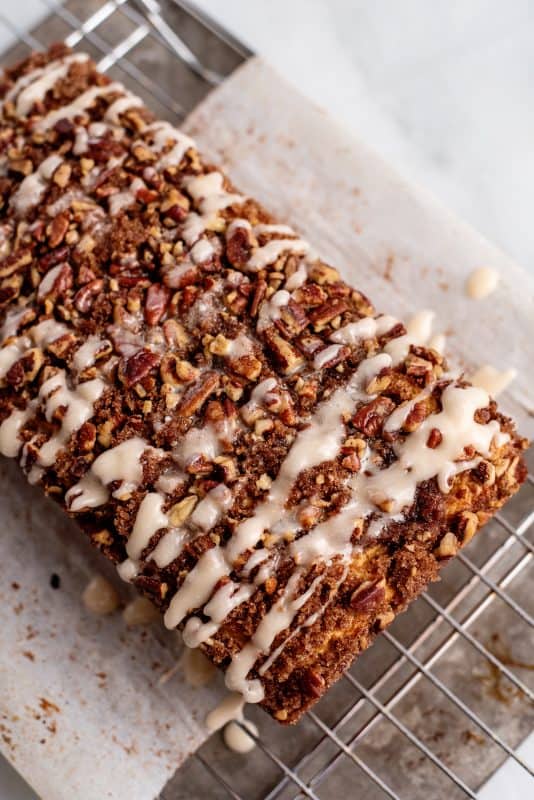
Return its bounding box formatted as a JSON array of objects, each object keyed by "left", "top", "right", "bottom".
[
  {"left": 470, "top": 364, "right": 516, "bottom": 397},
  {"left": 127, "top": 492, "right": 168, "bottom": 561},
  {"left": 155, "top": 468, "right": 185, "bottom": 494},
  {"left": 313, "top": 343, "right": 343, "bottom": 370},
  {"left": 163, "top": 353, "right": 391, "bottom": 637},
  {"left": 385, "top": 310, "right": 435, "bottom": 365},
  {"left": 184, "top": 172, "right": 245, "bottom": 214},
  {"left": 36, "top": 371, "right": 105, "bottom": 467},
  {"left": 284, "top": 261, "right": 308, "bottom": 290},
  {"left": 108, "top": 177, "right": 146, "bottom": 216},
  {"left": 330, "top": 316, "right": 377, "bottom": 344},
  {"left": 73, "top": 126, "right": 89, "bottom": 155},
  {"left": 190, "top": 484, "right": 233, "bottom": 531},
  {"left": 225, "top": 569, "right": 324, "bottom": 702},
  {"left": 205, "top": 692, "right": 244, "bottom": 732},
  {"left": 190, "top": 238, "right": 215, "bottom": 264},
  {"left": 226, "top": 334, "right": 253, "bottom": 359},
  {"left": 257, "top": 290, "right": 290, "bottom": 332},
  {"left": 10, "top": 154, "right": 63, "bottom": 216},
  {"left": 105, "top": 94, "right": 143, "bottom": 124},
  {"left": 37, "top": 263, "right": 67, "bottom": 300},
  {"left": 182, "top": 212, "right": 206, "bottom": 246},
  {"left": 247, "top": 238, "right": 309, "bottom": 272},
  {"left": 67, "top": 436, "right": 149, "bottom": 510},
  {"left": 175, "top": 424, "right": 221, "bottom": 467},
  {"left": 0, "top": 337, "right": 31, "bottom": 378},
  {"left": 144, "top": 121, "right": 195, "bottom": 170},
  {"left": 31, "top": 318, "right": 69, "bottom": 346},
  {"left": 72, "top": 335, "right": 110, "bottom": 371},
  {"left": 35, "top": 81, "right": 124, "bottom": 131},
  {"left": 1, "top": 306, "right": 31, "bottom": 341},
  {"left": 465, "top": 266, "right": 499, "bottom": 300},
  {"left": 0, "top": 405, "right": 33, "bottom": 457},
  {"left": 4, "top": 53, "right": 89, "bottom": 116},
  {"left": 223, "top": 718, "right": 258, "bottom": 754},
  {"left": 150, "top": 527, "right": 187, "bottom": 569}
]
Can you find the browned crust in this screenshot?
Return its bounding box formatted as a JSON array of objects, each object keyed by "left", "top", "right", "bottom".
[{"left": 0, "top": 45, "right": 528, "bottom": 724}]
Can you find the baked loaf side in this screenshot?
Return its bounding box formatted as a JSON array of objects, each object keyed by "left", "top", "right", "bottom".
[{"left": 0, "top": 45, "right": 527, "bottom": 723}]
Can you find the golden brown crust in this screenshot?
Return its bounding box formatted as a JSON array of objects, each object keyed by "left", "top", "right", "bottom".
[{"left": 0, "top": 46, "right": 528, "bottom": 723}]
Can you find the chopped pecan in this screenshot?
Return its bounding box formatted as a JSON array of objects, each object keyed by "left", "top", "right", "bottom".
[
  {"left": 5, "top": 348, "right": 44, "bottom": 387},
  {"left": 177, "top": 372, "right": 220, "bottom": 416},
  {"left": 275, "top": 299, "right": 309, "bottom": 337},
  {"left": 39, "top": 245, "right": 70, "bottom": 271},
  {"left": 352, "top": 397, "right": 395, "bottom": 437},
  {"left": 0, "top": 248, "right": 32, "bottom": 279},
  {"left": 308, "top": 299, "right": 348, "bottom": 329},
  {"left": 249, "top": 279, "right": 267, "bottom": 317},
  {"left": 76, "top": 421, "right": 97, "bottom": 453},
  {"left": 350, "top": 579, "right": 386, "bottom": 612},
  {"left": 144, "top": 283, "right": 169, "bottom": 326},
  {"left": 426, "top": 428, "right": 442, "bottom": 449},
  {"left": 264, "top": 330, "right": 305, "bottom": 375},
  {"left": 292, "top": 282, "right": 327, "bottom": 307},
  {"left": 229, "top": 353, "right": 262, "bottom": 381},
  {"left": 302, "top": 668, "right": 326, "bottom": 698},
  {"left": 38, "top": 262, "right": 73, "bottom": 300},
  {"left": 160, "top": 354, "right": 198, "bottom": 385},
  {"left": 47, "top": 211, "right": 70, "bottom": 248},
  {"left": 0, "top": 273, "right": 23, "bottom": 306},
  {"left": 162, "top": 318, "right": 189, "bottom": 348},
  {"left": 435, "top": 532, "right": 458, "bottom": 559},
  {"left": 404, "top": 400, "right": 428, "bottom": 432},
  {"left": 74, "top": 278, "right": 105, "bottom": 313},
  {"left": 52, "top": 162, "right": 71, "bottom": 188},
  {"left": 226, "top": 223, "right": 254, "bottom": 269},
  {"left": 456, "top": 510, "right": 478, "bottom": 544},
  {"left": 46, "top": 332, "right": 77, "bottom": 360},
  {"left": 120, "top": 348, "right": 161, "bottom": 386},
  {"left": 308, "top": 262, "right": 340, "bottom": 285}
]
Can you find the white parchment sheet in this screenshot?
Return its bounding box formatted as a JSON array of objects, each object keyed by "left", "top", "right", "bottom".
[{"left": 0, "top": 56, "right": 533, "bottom": 800}]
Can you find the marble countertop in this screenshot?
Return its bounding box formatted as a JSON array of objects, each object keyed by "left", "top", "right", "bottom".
[
  {"left": 0, "top": 1, "right": 532, "bottom": 798},
  {"left": 197, "top": 0, "right": 534, "bottom": 273}
]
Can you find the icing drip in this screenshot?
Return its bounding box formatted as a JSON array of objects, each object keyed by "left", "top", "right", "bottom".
[
  {"left": 66, "top": 436, "right": 149, "bottom": 510},
  {"left": 105, "top": 94, "right": 143, "bottom": 124},
  {"left": 72, "top": 336, "right": 110, "bottom": 371},
  {"left": 108, "top": 177, "right": 146, "bottom": 216},
  {"left": 313, "top": 343, "right": 343, "bottom": 369},
  {"left": 190, "top": 238, "right": 215, "bottom": 264},
  {"left": 385, "top": 310, "right": 435, "bottom": 365},
  {"left": 5, "top": 53, "right": 89, "bottom": 116},
  {"left": 10, "top": 154, "right": 63, "bottom": 216},
  {"left": 184, "top": 172, "right": 245, "bottom": 214},
  {"left": 127, "top": 492, "right": 168, "bottom": 561},
  {"left": 470, "top": 364, "right": 516, "bottom": 397},
  {"left": 465, "top": 266, "right": 499, "bottom": 300},
  {"left": 144, "top": 121, "right": 195, "bottom": 170},
  {"left": 190, "top": 484, "right": 233, "bottom": 530},
  {"left": 35, "top": 81, "right": 124, "bottom": 131},
  {"left": 36, "top": 372, "right": 105, "bottom": 467},
  {"left": 247, "top": 238, "right": 309, "bottom": 272},
  {"left": 330, "top": 316, "right": 378, "bottom": 344},
  {"left": 257, "top": 290, "right": 291, "bottom": 332},
  {"left": 0, "top": 405, "right": 34, "bottom": 457}
]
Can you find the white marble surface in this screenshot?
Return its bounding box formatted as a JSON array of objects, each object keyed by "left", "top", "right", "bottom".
[
  {"left": 0, "top": 1, "right": 532, "bottom": 797},
  {"left": 198, "top": 0, "right": 534, "bottom": 273}
]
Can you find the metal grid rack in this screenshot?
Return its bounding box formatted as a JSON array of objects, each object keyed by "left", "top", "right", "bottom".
[{"left": 0, "top": 2, "right": 532, "bottom": 798}]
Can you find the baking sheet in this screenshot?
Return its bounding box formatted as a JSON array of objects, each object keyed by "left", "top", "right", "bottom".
[{"left": 0, "top": 55, "right": 533, "bottom": 800}]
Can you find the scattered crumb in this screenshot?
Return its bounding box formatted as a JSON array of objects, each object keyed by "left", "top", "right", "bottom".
[
  {"left": 383, "top": 255, "right": 394, "bottom": 282},
  {"left": 469, "top": 365, "right": 516, "bottom": 397},
  {"left": 39, "top": 697, "right": 60, "bottom": 715},
  {"left": 22, "top": 651, "right": 35, "bottom": 662},
  {"left": 11, "top": 582, "right": 20, "bottom": 590}
]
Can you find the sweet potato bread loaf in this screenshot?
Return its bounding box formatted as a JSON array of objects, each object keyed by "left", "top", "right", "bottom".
[{"left": 0, "top": 45, "right": 527, "bottom": 723}]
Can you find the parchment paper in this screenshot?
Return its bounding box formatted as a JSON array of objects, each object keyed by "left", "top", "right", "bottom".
[{"left": 1, "top": 56, "right": 533, "bottom": 800}]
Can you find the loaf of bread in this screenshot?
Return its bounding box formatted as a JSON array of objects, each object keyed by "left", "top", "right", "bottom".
[{"left": 0, "top": 45, "right": 527, "bottom": 723}]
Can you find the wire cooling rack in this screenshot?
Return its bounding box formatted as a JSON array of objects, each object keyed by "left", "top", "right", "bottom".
[{"left": 0, "top": 2, "right": 532, "bottom": 798}]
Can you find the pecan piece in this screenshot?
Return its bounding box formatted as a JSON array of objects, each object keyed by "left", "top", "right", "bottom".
[
  {"left": 302, "top": 668, "right": 326, "bottom": 699},
  {"left": 74, "top": 278, "right": 104, "bottom": 313},
  {"left": 47, "top": 211, "right": 70, "bottom": 248},
  {"left": 435, "top": 532, "right": 459, "bottom": 559},
  {"left": 264, "top": 330, "right": 305, "bottom": 375},
  {"left": 308, "top": 298, "right": 348, "bottom": 329},
  {"left": 144, "top": 283, "right": 170, "bottom": 326},
  {"left": 308, "top": 262, "right": 340, "bottom": 285},
  {"left": 120, "top": 348, "right": 161, "bottom": 387},
  {"left": 426, "top": 428, "right": 442, "bottom": 449},
  {"left": 352, "top": 397, "right": 395, "bottom": 437},
  {"left": 177, "top": 372, "right": 220, "bottom": 416},
  {"left": 350, "top": 579, "right": 386, "bottom": 612},
  {"left": 226, "top": 223, "right": 254, "bottom": 269}
]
